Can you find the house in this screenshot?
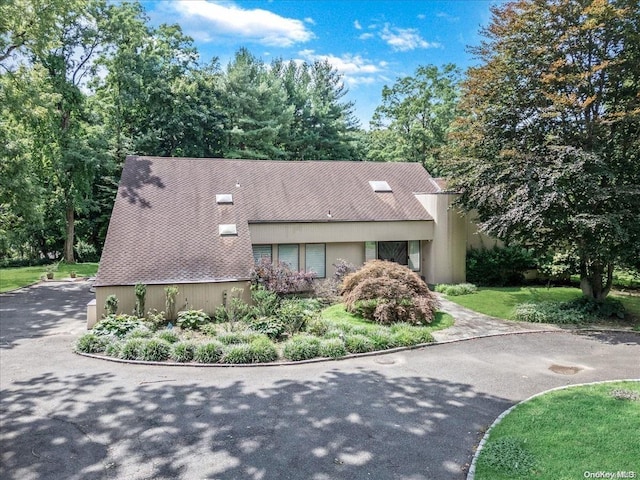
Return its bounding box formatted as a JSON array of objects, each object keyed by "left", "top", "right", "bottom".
[{"left": 89, "top": 156, "right": 483, "bottom": 326}]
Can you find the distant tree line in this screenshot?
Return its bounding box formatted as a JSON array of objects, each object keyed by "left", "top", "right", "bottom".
[{"left": 3, "top": 0, "right": 637, "bottom": 302}]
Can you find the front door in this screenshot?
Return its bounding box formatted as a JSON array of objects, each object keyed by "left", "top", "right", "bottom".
[{"left": 377, "top": 241, "right": 408, "bottom": 265}]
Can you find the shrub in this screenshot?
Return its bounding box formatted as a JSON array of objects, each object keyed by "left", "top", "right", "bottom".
[
  {"left": 278, "top": 299, "right": 317, "bottom": 336},
  {"left": 134, "top": 283, "right": 146, "bottom": 318},
  {"left": 511, "top": 302, "right": 591, "bottom": 324},
  {"left": 251, "top": 285, "right": 280, "bottom": 317},
  {"left": 217, "top": 330, "right": 262, "bottom": 345},
  {"left": 165, "top": 285, "right": 179, "bottom": 321},
  {"left": 368, "top": 330, "right": 396, "bottom": 350},
  {"left": 565, "top": 296, "right": 626, "bottom": 319},
  {"left": 318, "top": 338, "right": 347, "bottom": 358},
  {"left": 146, "top": 309, "right": 167, "bottom": 330},
  {"left": 104, "top": 341, "right": 122, "bottom": 357},
  {"left": 342, "top": 260, "right": 438, "bottom": 325},
  {"left": 75, "top": 333, "right": 106, "bottom": 353},
  {"left": 170, "top": 341, "right": 196, "bottom": 362},
  {"left": 344, "top": 334, "right": 375, "bottom": 353},
  {"left": 74, "top": 240, "right": 99, "bottom": 262},
  {"left": 119, "top": 338, "right": 145, "bottom": 360},
  {"left": 390, "top": 323, "right": 434, "bottom": 346},
  {"left": 139, "top": 339, "right": 171, "bottom": 362},
  {"left": 435, "top": 283, "right": 478, "bottom": 296},
  {"left": 246, "top": 337, "right": 278, "bottom": 363},
  {"left": 194, "top": 341, "right": 224, "bottom": 363},
  {"left": 93, "top": 314, "right": 145, "bottom": 338},
  {"left": 283, "top": 335, "right": 320, "bottom": 361},
  {"left": 220, "top": 337, "right": 279, "bottom": 364},
  {"left": 306, "top": 317, "right": 330, "bottom": 337},
  {"left": 125, "top": 326, "right": 153, "bottom": 339},
  {"left": 221, "top": 343, "right": 253, "bottom": 364},
  {"left": 213, "top": 289, "right": 257, "bottom": 324},
  {"left": 177, "top": 309, "right": 210, "bottom": 330},
  {"left": 313, "top": 259, "right": 358, "bottom": 305},
  {"left": 466, "top": 246, "right": 536, "bottom": 286},
  {"left": 155, "top": 329, "right": 179, "bottom": 343},
  {"left": 104, "top": 294, "right": 119, "bottom": 315},
  {"left": 249, "top": 316, "right": 286, "bottom": 339},
  {"left": 250, "top": 258, "right": 316, "bottom": 294},
  {"left": 199, "top": 323, "right": 218, "bottom": 337}
]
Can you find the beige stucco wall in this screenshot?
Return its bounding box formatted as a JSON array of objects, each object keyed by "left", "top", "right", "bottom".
[
  {"left": 326, "top": 242, "right": 366, "bottom": 277},
  {"left": 466, "top": 211, "right": 503, "bottom": 250},
  {"left": 249, "top": 220, "right": 434, "bottom": 244},
  {"left": 94, "top": 281, "right": 251, "bottom": 323},
  {"left": 415, "top": 193, "right": 467, "bottom": 284}
]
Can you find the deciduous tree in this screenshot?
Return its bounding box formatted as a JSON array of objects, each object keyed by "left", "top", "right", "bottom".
[{"left": 448, "top": 0, "right": 640, "bottom": 300}]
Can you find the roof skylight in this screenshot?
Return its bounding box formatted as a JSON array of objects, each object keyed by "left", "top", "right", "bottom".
[
  {"left": 369, "top": 180, "right": 392, "bottom": 192},
  {"left": 216, "top": 194, "right": 233, "bottom": 204},
  {"left": 219, "top": 224, "right": 237, "bottom": 236}
]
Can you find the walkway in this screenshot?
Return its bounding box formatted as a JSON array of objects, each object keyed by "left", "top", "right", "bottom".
[{"left": 1, "top": 281, "right": 638, "bottom": 480}]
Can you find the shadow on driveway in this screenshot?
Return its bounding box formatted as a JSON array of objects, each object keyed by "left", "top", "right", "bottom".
[
  {"left": 0, "top": 281, "right": 94, "bottom": 349},
  {"left": 0, "top": 368, "right": 510, "bottom": 480}
]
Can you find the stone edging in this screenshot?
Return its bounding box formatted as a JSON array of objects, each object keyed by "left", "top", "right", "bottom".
[{"left": 466, "top": 378, "right": 640, "bottom": 480}]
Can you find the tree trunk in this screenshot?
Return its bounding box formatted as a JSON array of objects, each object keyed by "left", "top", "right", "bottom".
[
  {"left": 579, "top": 259, "right": 613, "bottom": 301},
  {"left": 64, "top": 203, "right": 75, "bottom": 263}
]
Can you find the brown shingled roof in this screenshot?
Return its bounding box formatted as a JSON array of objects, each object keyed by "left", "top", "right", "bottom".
[{"left": 95, "top": 157, "right": 439, "bottom": 286}]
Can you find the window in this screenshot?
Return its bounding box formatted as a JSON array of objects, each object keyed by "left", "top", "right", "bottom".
[
  {"left": 408, "top": 240, "right": 420, "bottom": 271},
  {"left": 215, "top": 194, "right": 233, "bottom": 204},
  {"left": 219, "top": 224, "right": 237, "bottom": 236},
  {"left": 305, "top": 244, "right": 326, "bottom": 278},
  {"left": 278, "top": 244, "right": 299, "bottom": 270},
  {"left": 369, "top": 180, "right": 392, "bottom": 192},
  {"left": 252, "top": 245, "right": 272, "bottom": 264},
  {"left": 378, "top": 241, "right": 408, "bottom": 265},
  {"left": 365, "top": 241, "right": 377, "bottom": 262}
]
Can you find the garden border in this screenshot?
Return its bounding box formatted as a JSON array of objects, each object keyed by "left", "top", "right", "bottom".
[
  {"left": 466, "top": 378, "right": 640, "bottom": 480},
  {"left": 73, "top": 330, "right": 568, "bottom": 367}
]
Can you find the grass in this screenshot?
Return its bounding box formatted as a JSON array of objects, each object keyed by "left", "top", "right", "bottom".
[
  {"left": 0, "top": 262, "right": 99, "bottom": 292},
  {"left": 321, "top": 303, "right": 455, "bottom": 333},
  {"left": 446, "top": 286, "right": 640, "bottom": 323},
  {"left": 475, "top": 381, "right": 640, "bottom": 480}
]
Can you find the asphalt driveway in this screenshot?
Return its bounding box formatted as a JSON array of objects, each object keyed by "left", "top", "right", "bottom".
[{"left": 1, "top": 281, "right": 639, "bottom": 480}]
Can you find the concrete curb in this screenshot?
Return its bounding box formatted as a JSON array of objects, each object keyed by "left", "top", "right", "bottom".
[{"left": 466, "top": 378, "right": 640, "bottom": 480}]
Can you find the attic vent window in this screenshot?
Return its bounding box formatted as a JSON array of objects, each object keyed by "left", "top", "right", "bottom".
[
  {"left": 216, "top": 194, "right": 233, "bottom": 204},
  {"left": 219, "top": 224, "right": 237, "bottom": 236},
  {"left": 369, "top": 180, "right": 392, "bottom": 192}
]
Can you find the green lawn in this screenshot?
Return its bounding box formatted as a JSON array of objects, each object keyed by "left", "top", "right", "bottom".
[
  {"left": 321, "top": 303, "right": 455, "bottom": 333},
  {"left": 475, "top": 381, "right": 640, "bottom": 480},
  {"left": 0, "top": 262, "right": 99, "bottom": 292},
  {"left": 446, "top": 286, "right": 640, "bottom": 322}
]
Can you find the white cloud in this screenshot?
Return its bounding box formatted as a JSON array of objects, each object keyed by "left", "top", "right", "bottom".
[
  {"left": 354, "top": 19, "right": 362, "bottom": 30},
  {"left": 304, "top": 17, "right": 315, "bottom": 24},
  {"left": 298, "top": 50, "right": 383, "bottom": 75},
  {"left": 171, "top": 0, "right": 313, "bottom": 47},
  {"left": 358, "top": 32, "right": 374, "bottom": 40},
  {"left": 436, "top": 12, "right": 460, "bottom": 22},
  {"left": 380, "top": 24, "right": 440, "bottom": 51}
]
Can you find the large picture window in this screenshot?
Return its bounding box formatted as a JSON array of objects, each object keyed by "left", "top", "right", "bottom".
[
  {"left": 305, "top": 244, "right": 326, "bottom": 278},
  {"left": 278, "top": 244, "right": 299, "bottom": 270},
  {"left": 252, "top": 245, "right": 272, "bottom": 264}
]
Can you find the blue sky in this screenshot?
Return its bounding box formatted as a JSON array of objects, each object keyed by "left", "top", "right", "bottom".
[{"left": 146, "top": 0, "right": 502, "bottom": 127}]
